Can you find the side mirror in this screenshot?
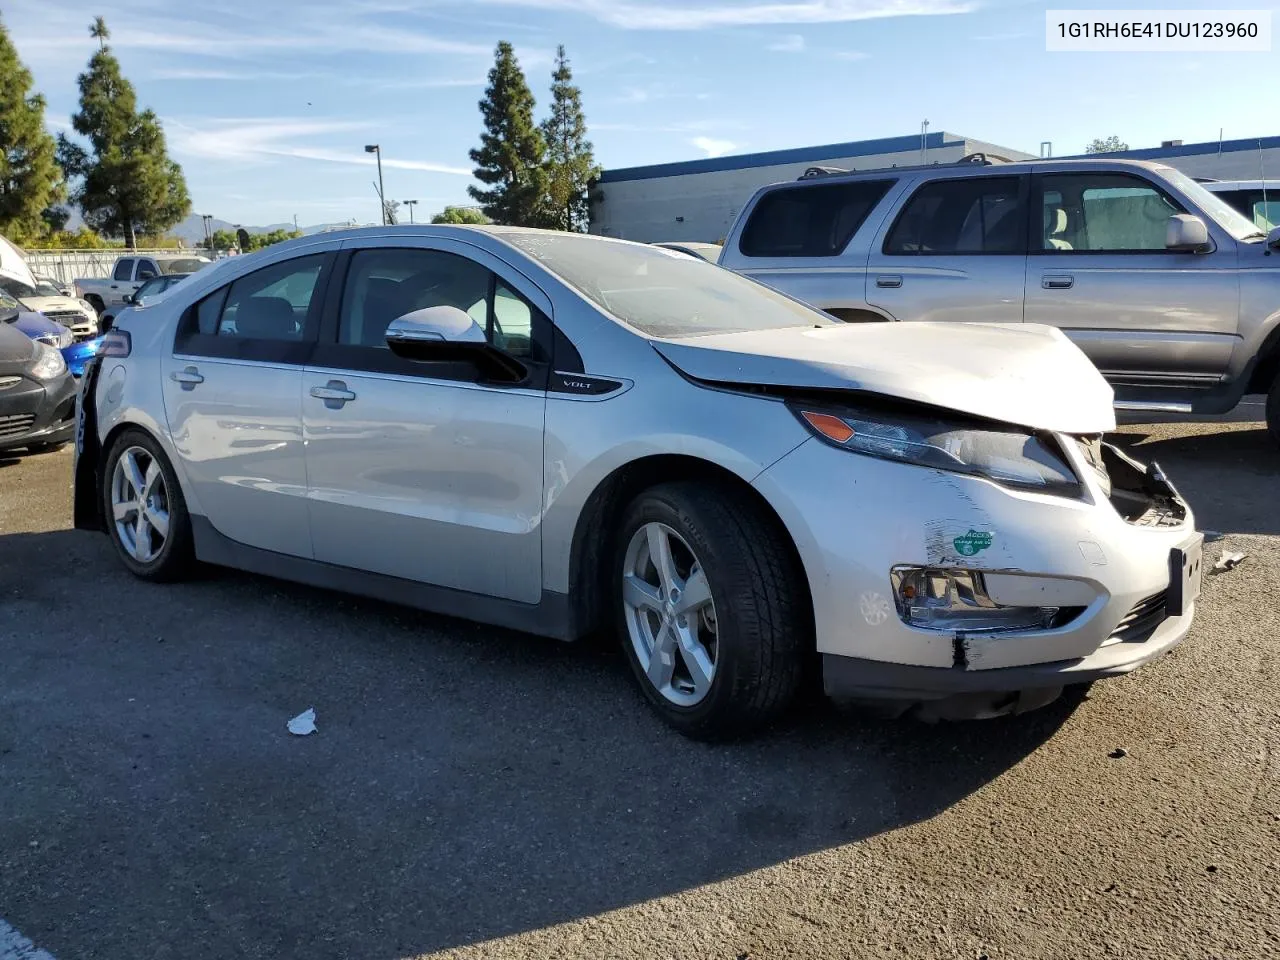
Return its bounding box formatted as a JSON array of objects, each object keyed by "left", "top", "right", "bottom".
[
  {"left": 1166, "top": 214, "right": 1210, "bottom": 252},
  {"left": 1267, "top": 225, "right": 1280, "bottom": 250},
  {"left": 385, "top": 305, "right": 527, "bottom": 382}
]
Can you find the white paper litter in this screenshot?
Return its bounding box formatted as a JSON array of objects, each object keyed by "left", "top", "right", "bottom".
[
  {"left": 1212, "top": 551, "right": 1247, "bottom": 574},
  {"left": 287, "top": 707, "right": 317, "bottom": 736}
]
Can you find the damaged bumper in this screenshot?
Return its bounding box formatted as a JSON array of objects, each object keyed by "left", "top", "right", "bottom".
[{"left": 752, "top": 432, "right": 1200, "bottom": 715}]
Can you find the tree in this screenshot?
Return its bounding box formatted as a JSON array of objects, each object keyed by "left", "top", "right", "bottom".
[
  {"left": 0, "top": 13, "right": 64, "bottom": 241},
  {"left": 56, "top": 18, "right": 191, "bottom": 248},
  {"left": 540, "top": 46, "right": 599, "bottom": 233},
  {"left": 1086, "top": 135, "right": 1129, "bottom": 154},
  {"left": 431, "top": 205, "right": 490, "bottom": 225},
  {"left": 383, "top": 198, "right": 400, "bottom": 225},
  {"left": 468, "top": 41, "right": 550, "bottom": 227}
]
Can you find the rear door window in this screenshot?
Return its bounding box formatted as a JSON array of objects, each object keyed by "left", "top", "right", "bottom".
[
  {"left": 135, "top": 260, "right": 159, "bottom": 281},
  {"left": 113, "top": 259, "right": 135, "bottom": 281},
  {"left": 740, "top": 180, "right": 894, "bottom": 257},
  {"left": 885, "top": 176, "right": 1025, "bottom": 255}
]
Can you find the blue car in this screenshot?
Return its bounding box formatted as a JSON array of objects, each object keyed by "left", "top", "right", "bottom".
[{"left": 1, "top": 289, "right": 102, "bottom": 377}]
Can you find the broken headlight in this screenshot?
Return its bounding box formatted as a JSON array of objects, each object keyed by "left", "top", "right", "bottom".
[
  {"left": 791, "top": 402, "right": 1081, "bottom": 495},
  {"left": 891, "top": 566, "right": 1072, "bottom": 633}
]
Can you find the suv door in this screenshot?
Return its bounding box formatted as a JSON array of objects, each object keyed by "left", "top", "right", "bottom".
[
  {"left": 1024, "top": 170, "right": 1239, "bottom": 385},
  {"left": 866, "top": 173, "right": 1029, "bottom": 324},
  {"left": 162, "top": 251, "right": 333, "bottom": 557},
  {"left": 302, "top": 239, "right": 548, "bottom": 603}
]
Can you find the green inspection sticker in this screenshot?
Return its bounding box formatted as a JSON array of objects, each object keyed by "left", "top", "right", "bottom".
[{"left": 953, "top": 530, "right": 993, "bottom": 557}]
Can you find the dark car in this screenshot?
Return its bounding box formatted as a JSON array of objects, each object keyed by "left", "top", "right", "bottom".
[{"left": 0, "top": 315, "right": 78, "bottom": 454}]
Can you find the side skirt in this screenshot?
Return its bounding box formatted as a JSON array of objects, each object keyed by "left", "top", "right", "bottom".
[{"left": 190, "top": 515, "right": 582, "bottom": 642}]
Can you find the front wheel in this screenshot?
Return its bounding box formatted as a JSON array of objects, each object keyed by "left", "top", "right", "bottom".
[
  {"left": 614, "top": 482, "right": 809, "bottom": 740},
  {"left": 1267, "top": 372, "right": 1280, "bottom": 449},
  {"left": 101, "top": 429, "right": 195, "bottom": 581}
]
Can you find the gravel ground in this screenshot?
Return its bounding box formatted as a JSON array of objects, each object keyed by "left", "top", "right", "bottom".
[{"left": 1, "top": 411, "right": 1278, "bottom": 960}]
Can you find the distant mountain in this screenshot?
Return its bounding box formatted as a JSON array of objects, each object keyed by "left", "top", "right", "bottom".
[{"left": 168, "top": 214, "right": 355, "bottom": 245}]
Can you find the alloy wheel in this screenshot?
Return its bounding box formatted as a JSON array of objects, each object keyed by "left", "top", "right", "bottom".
[
  {"left": 110, "top": 445, "right": 171, "bottom": 563},
  {"left": 621, "top": 521, "right": 719, "bottom": 706}
]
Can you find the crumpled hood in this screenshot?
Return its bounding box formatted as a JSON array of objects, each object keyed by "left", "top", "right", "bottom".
[
  {"left": 653, "top": 321, "right": 1116, "bottom": 435},
  {"left": 19, "top": 295, "right": 90, "bottom": 316}
]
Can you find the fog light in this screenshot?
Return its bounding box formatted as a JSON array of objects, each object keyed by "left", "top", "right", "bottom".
[{"left": 890, "top": 566, "right": 1061, "bottom": 633}]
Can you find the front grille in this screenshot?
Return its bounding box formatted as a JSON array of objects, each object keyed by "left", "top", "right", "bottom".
[
  {"left": 42, "top": 310, "right": 87, "bottom": 324},
  {"left": 1105, "top": 591, "right": 1168, "bottom": 646},
  {"left": 0, "top": 413, "right": 36, "bottom": 440}
]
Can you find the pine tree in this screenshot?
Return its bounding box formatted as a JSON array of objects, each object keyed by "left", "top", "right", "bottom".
[
  {"left": 468, "top": 42, "right": 550, "bottom": 227},
  {"left": 541, "top": 46, "right": 599, "bottom": 233},
  {"left": 56, "top": 18, "right": 191, "bottom": 248},
  {"left": 0, "top": 13, "right": 64, "bottom": 241}
]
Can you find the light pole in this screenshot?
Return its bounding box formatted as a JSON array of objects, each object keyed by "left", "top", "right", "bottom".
[
  {"left": 403, "top": 200, "right": 418, "bottom": 224},
  {"left": 365, "top": 144, "right": 385, "bottom": 225}
]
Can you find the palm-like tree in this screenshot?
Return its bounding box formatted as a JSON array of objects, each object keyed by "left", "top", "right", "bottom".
[{"left": 89, "top": 16, "right": 109, "bottom": 50}]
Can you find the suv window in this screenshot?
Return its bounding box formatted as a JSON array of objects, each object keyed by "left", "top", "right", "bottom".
[
  {"left": 135, "top": 260, "right": 159, "bottom": 281},
  {"left": 113, "top": 259, "right": 135, "bottom": 281},
  {"left": 1036, "top": 173, "right": 1183, "bottom": 253},
  {"left": 212, "top": 255, "right": 326, "bottom": 339},
  {"left": 740, "top": 180, "right": 894, "bottom": 257},
  {"left": 339, "top": 248, "right": 538, "bottom": 360},
  {"left": 885, "top": 176, "right": 1024, "bottom": 255}
]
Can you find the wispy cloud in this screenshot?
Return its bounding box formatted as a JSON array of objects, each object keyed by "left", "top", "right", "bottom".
[
  {"left": 833, "top": 49, "right": 869, "bottom": 60},
  {"left": 168, "top": 117, "right": 472, "bottom": 175},
  {"left": 149, "top": 67, "right": 322, "bottom": 81},
  {"left": 691, "top": 136, "right": 739, "bottom": 157},
  {"left": 458, "top": 0, "right": 978, "bottom": 30},
  {"left": 595, "top": 119, "right": 748, "bottom": 133},
  {"left": 768, "top": 33, "right": 806, "bottom": 52}
]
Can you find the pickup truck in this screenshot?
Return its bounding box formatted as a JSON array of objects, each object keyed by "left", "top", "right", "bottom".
[{"left": 74, "top": 254, "right": 209, "bottom": 316}]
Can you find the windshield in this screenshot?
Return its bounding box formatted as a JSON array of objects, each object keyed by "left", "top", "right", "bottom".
[
  {"left": 160, "top": 258, "right": 207, "bottom": 275},
  {"left": 33, "top": 282, "right": 62, "bottom": 297},
  {"left": 0, "top": 289, "right": 20, "bottom": 319},
  {"left": 1160, "top": 167, "right": 1264, "bottom": 240},
  {"left": 504, "top": 233, "right": 833, "bottom": 338},
  {"left": 0, "top": 276, "right": 38, "bottom": 300}
]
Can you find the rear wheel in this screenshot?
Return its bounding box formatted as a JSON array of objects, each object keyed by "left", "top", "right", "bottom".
[
  {"left": 614, "top": 482, "right": 809, "bottom": 740},
  {"left": 1267, "top": 373, "right": 1280, "bottom": 449},
  {"left": 101, "top": 429, "right": 195, "bottom": 581}
]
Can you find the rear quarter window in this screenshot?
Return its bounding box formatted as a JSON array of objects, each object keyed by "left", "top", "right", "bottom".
[{"left": 739, "top": 179, "right": 894, "bottom": 257}]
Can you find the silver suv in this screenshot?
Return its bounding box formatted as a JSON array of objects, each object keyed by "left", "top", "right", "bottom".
[{"left": 719, "top": 157, "right": 1280, "bottom": 445}]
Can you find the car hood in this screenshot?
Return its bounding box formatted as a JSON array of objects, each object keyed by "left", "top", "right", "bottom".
[
  {"left": 652, "top": 321, "right": 1116, "bottom": 434},
  {"left": 19, "top": 295, "right": 88, "bottom": 315},
  {"left": 7, "top": 309, "right": 63, "bottom": 338}
]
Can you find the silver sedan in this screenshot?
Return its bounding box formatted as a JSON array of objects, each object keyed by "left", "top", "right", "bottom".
[{"left": 74, "top": 226, "right": 1201, "bottom": 738}]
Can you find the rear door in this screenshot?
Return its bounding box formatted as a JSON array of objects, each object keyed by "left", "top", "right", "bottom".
[
  {"left": 161, "top": 251, "right": 334, "bottom": 557},
  {"left": 865, "top": 173, "right": 1028, "bottom": 324},
  {"left": 301, "top": 238, "right": 548, "bottom": 603},
  {"left": 1023, "top": 170, "right": 1238, "bottom": 383}
]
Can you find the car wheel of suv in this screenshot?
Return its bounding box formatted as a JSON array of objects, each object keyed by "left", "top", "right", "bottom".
[
  {"left": 1268, "top": 374, "right": 1280, "bottom": 449},
  {"left": 614, "top": 482, "right": 808, "bottom": 740},
  {"left": 102, "top": 429, "right": 195, "bottom": 582}
]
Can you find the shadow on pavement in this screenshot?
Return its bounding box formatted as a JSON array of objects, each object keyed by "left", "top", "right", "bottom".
[
  {"left": 0, "top": 529, "right": 1080, "bottom": 959},
  {"left": 1110, "top": 423, "right": 1280, "bottom": 536}
]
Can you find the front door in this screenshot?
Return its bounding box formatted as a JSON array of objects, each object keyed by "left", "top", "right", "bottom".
[
  {"left": 865, "top": 173, "right": 1028, "bottom": 325},
  {"left": 302, "top": 240, "right": 547, "bottom": 603},
  {"left": 161, "top": 251, "right": 333, "bottom": 557},
  {"left": 1023, "top": 171, "right": 1239, "bottom": 384}
]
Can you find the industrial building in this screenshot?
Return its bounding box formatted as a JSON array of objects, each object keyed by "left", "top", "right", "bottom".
[{"left": 588, "top": 130, "right": 1280, "bottom": 244}]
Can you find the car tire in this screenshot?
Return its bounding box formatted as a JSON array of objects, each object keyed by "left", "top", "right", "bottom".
[
  {"left": 86, "top": 295, "right": 105, "bottom": 317},
  {"left": 1267, "top": 373, "right": 1280, "bottom": 449},
  {"left": 614, "top": 481, "right": 809, "bottom": 740},
  {"left": 101, "top": 429, "right": 195, "bottom": 582}
]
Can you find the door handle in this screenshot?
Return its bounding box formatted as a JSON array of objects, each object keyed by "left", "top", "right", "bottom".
[
  {"left": 169, "top": 366, "right": 204, "bottom": 390},
  {"left": 310, "top": 380, "right": 356, "bottom": 408},
  {"left": 875, "top": 275, "right": 903, "bottom": 288},
  {"left": 1042, "top": 275, "right": 1075, "bottom": 290}
]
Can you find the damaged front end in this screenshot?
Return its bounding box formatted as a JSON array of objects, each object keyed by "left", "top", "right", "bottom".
[{"left": 1074, "top": 435, "right": 1189, "bottom": 528}]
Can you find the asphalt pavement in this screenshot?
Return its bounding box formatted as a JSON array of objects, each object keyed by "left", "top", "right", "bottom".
[{"left": 1, "top": 411, "right": 1278, "bottom": 960}]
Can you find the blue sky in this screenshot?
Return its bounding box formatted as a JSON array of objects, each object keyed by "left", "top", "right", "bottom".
[{"left": 6, "top": 0, "right": 1278, "bottom": 227}]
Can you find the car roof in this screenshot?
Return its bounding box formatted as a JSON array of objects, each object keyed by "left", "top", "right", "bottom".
[
  {"left": 757, "top": 156, "right": 1171, "bottom": 190},
  {"left": 1202, "top": 179, "right": 1280, "bottom": 191}
]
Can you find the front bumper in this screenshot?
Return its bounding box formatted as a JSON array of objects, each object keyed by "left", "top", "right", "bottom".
[
  {"left": 0, "top": 371, "right": 78, "bottom": 452},
  {"left": 752, "top": 434, "right": 1199, "bottom": 699}
]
